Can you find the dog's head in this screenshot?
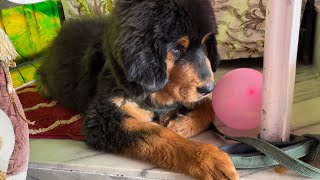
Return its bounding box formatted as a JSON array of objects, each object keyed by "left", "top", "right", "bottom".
[{"left": 115, "top": 0, "right": 220, "bottom": 104}]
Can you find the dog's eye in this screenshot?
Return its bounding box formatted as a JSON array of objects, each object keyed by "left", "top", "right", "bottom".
[{"left": 171, "top": 45, "right": 184, "bottom": 54}]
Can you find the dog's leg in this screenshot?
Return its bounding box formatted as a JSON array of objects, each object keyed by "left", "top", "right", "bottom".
[
  {"left": 83, "top": 96, "right": 238, "bottom": 180},
  {"left": 167, "top": 98, "right": 214, "bottom": 138}
]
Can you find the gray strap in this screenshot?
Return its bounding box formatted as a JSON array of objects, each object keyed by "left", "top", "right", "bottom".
[{"left": 211, "top": 125, "right": 320, "bottom": 178}]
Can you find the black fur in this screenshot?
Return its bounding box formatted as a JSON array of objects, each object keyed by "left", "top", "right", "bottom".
[
  {"left": 38, "top": 0, "right": 219, "bottom": 154},
  {"left": 84, "top": 95, "right": 150, "bottom": 153},
  {"left": 205, "top": 33, "right": 221, "bottom": 72}
]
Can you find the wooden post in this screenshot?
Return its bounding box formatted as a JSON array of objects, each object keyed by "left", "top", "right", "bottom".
[{"left": 260, "top": 0, "right": 302, "bottom": 142}]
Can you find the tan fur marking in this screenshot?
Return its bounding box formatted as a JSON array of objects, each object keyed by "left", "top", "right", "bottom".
[
  {"left": 169, "top": 64, "right": 203, "bottom": 103},
  {"left": 166, "top": 52, "right": 175, "bottom": 71},
  {"left": 201, "top": 33, "right": 212, "bottom": 45},
  {"left": 150, "top": 92, "right": 175, "bottom": 107},
  {"left": 177, "top": 36, "right": 190, "bottom": 48},
  {"left": 152, "top": 62, "right": 204, "bottom": 104},
  {"left": 206, "top": 57, "right": 215, "bottom": 79},
  {"left": 122, "top": 119, "right": 238, "bottom": 180},
  {"left": 150, "top": 52, "right": 175, "bottom": 106},
  {"left": 168, "top": 98, "right": 214, "bottom": 138},
  {"left": 152, "top": 40, "right": 214, "bottom": 105},
  {"left": 112, "top": 97, "right": 154, "bottom": 122}
]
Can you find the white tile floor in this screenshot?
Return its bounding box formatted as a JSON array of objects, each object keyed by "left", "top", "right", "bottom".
[{"left": 27, "top": 60, "right": 320, "bottom": 180}]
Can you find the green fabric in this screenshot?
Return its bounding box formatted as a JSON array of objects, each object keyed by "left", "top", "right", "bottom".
[
  {"left": 10, "top": 60, "right": 41, "bottom": 87},
  {"left": 212, "top": 125, "right": 320, "bottom": 178},
  {"left": 0, "top": 0, "right": 61, "bottom": 64},
  {"left": 0, "top": 1, "right": 62, "bottom": 87},
  {"left": 227, "top": 140, "right": 314, "bottom": 169},
  {"left": 302, "top": 135, "right": 320, "bottom": 163}
]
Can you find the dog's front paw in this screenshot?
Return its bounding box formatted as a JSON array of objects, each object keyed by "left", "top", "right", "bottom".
[
  {"left": 167, "top": 115, "right": 196, "bottom": 138},
  {"left": 189, "top": 144, "right": 239, "bottom": 180}
]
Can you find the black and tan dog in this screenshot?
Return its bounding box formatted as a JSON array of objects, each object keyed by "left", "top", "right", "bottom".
[{"left": 37, "top": 0, "right": 238, "bottom": 179}]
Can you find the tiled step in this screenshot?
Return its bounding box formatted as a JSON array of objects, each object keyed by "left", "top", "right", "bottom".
[{"left": 27, "top": 61, "right": 320, "bottom": 180}]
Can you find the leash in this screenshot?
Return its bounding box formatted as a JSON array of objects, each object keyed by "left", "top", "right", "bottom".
[{"left": 210, "top": 124, "right": 320, "bottom": 178}]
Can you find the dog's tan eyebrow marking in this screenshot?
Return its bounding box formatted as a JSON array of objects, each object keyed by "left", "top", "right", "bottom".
[
  {"left": 201, "top": 33, "right": 212, "bottom": 45},
  {"left": 177, "top": 36, "right": 190, "bottom": 48}
]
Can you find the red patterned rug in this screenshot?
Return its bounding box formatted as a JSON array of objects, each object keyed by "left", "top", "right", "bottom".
[{"left": 17, "top": 84, "right": 85, "bottom": 141}]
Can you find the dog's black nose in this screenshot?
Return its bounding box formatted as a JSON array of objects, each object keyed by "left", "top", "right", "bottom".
[{"left": 197, "top": 82, "right": 215, "bottom": 96}]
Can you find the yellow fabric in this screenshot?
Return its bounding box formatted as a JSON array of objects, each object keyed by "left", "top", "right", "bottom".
[{"left": 0, "top": 171, "right": 6, "bottom": 180}]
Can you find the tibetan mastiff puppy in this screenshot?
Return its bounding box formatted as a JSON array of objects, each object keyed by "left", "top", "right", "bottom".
[{"left": 37, "top": 0, "right": 238, "bottom": 179}]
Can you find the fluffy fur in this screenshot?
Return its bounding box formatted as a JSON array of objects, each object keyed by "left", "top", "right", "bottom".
[{"left": 37, "top": 0, "right": 238, "bottom": 179}]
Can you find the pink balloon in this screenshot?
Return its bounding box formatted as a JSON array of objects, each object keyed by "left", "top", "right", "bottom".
[{"left": 212, "top": 68, "right": 263, "bottom": 130}]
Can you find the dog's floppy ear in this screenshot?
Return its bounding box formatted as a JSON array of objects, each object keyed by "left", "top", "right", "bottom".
[
  {"left": 115, "top": 1, "right": 168, "bottom": 92},
  {"left": 204, "top": 33, "right": 221, "bottom": 72},
  {"left": 122, "top": 46, "right": 168, "bottom": 92}
]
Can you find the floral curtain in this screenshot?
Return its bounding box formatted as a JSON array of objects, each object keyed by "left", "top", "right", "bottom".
[
  {"left": 212, "top": 0, "right": 306, "bottom": 60},
  {"left": 61, "top": 0, "right": 307, "bottom": 60},
  {"left": 61, "top": 0, "right": 113, "bottom": 19}
]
